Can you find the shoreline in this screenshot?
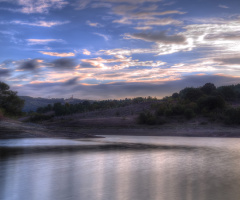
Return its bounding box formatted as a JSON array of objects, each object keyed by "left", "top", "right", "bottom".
[{"left": 1, "top": 119, "right": 240, "bottom": 139}]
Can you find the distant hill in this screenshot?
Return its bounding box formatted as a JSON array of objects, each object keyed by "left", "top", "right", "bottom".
[{"left": 20, "top": 96, "right": 86, "bottom": 112}]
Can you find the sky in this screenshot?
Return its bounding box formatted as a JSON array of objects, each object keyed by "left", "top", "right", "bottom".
[{"left": 1, "top": 0, "right": 240, "bottom": 99}]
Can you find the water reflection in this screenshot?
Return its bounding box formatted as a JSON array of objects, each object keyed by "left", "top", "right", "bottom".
[{"left": 1, "top": 137, "right": 240, "bottom": 200}]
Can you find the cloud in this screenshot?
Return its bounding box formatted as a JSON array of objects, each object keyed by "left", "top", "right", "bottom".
[
  {"left": 9, "top": 20, "right": 69, "bottom": 27},
  {"left": 27, "top": 39, "right": 65, "bottom": 45},
  {"left": 130, "top": 10, "right": 185, "bottom": 18},
  {"left": 74, "top": 0, "right": 162, "bottom": 8},
  {"left": 205, "top": 32, "right": 240, "bottom": 41},
  {"left": 218, "top": 4, "right": 229, "bottom": 9},
  {"left": 15, "top": 74, "right": 240, "bottom": 99},
  {"left": 79, "top": 62, "right": 98, "bottom": 68},
  {"left": 0, "top": 30, "right": 21, "bottom": 44},
  {"left": 182, "top": 18, "right": 240, "bottom": 56},
  {"left": 0, "top": 69, "right": 11, "bottom": 77},
  {"left": 138, "top": 18, "right": 182, "bottom": 26},
  {"left": 104, "top": 0, "right": 162, "bottom": 3},
  {"left": 51, "top": 58, "right": 77, "bottom": 70},
  {"left": 2, "top": 0, "right": 68, "bottom": 14},
  {"left": 99, "top": 48, "right": 159, "bottom": 56},
  {"left": 124, "top": 31, "right": 186, "bottom": 44},
  {"left": 91, "top": 2, "right": 112, "bottom": 8},
  {"left": 214, "top": 56, "right": 240, "bottom": 65},
  {"left": 112, "top": 2, "right": 185, "bottom": 26},
  {"left": 39, "top": 51, "right": 75, "bottom": 57},
  {"left": 134, "top": 26, "right": 152, "bottom": 30},
  {"left": 79, "top": 55, "right": 166, "bottom": 71},
  {"left": 93, "top": 33, "right": 110, "bottom": 41},
  {"left": 86, "top": 20, "right": 103, "bottom": 27},
  {"left": 18, "top": 59, "right": 39, "bottom": 71},
  {"left": 64, "top": 77, "right": 79, "bottom": 86},
  {"left": 83, "top": 49, "right": 91, "bottom": 55},
  {"left": 74, "top": 0, "right": 90, "bottom": 10}
]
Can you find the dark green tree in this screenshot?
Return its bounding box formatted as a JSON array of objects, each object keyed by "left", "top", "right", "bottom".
[
  {"left": 179, "top": 87, "right": 203, "bottom": 102},
  {"left": 0, "top": 82, "right": 24, "bottom": 116},
  {"left": 201, "top": 83, "right": 217, "bottom": 95}
]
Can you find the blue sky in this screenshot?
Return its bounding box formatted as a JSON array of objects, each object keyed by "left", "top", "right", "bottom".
[{"left": 1, "top": 0, "right": 240, "bottom": 99}]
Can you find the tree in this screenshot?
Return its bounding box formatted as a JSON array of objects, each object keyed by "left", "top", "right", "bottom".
[
  {"left": 0, "top": 82, "right": 24, "bottom": 116},
  {"left": 198, "top": 95, "right": 225, "bottom": 112},
  {"left": 201, "top": 83, "right": 216, "bottom": 95},
  {"left": 179, "top": 87, "right": 203, "bottom": 102},
  {"left": 217, "top": 86, "right": 236, "bottom": 100}
]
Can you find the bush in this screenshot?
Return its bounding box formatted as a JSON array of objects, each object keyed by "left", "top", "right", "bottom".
[
  {"left": 29, "top": 113, "right": 54, "bottom": 122},
  {"left": 164, "top": 108, "right": 173, "bottom": 117},
  {"left": 224, "top": 108, "right": 240, "bottom": 124},
  {"left": 179, "top": 87, "right": 203, "bottom": 102},
  {"left": 156, "top": 104, "right": 167, "bottom": 116},
  {"left": 217, "top": 86, "right": 236, "bottom": 100},
  {"left": 172, "top": 92, "right": 179, "bottom": 99},
  {"left": 172, "top": 104, "right": 184, "bottom": 115},
  {"left": 184, "top": 108, "right": 195, "bottom": 119},
  {"left": 138, "top": 112, "right": 157, "bottom": 125},
  {"left": 198, "top": 96, "right": 225, "bottom": 112},
  {"left": 0, "top": 108, "right": 4, "bottom": 120},
  {"left": 201, "top": 83, "right": 216, "bottom": 95}
]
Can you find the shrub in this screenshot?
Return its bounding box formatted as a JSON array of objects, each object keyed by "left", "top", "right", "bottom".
[
  {"left": 156, "top": 104, "right": 167, "bottom": 116},
  {"left": 184, "top": 108, "right": 195, "bottom": 119},
  {"left": 224, "top": 108, "right": 240, "bottom": 124},
  {"left": 115, "top": 111, "right": 120, "bottom": 116},
  {"left": 172, "top": 104, "right": 184, "bottom": 115},
  {"left": 198, "top": 96, "right": 225, "bottom": 112},
  {"left": 138, "top": 112, "right": 147, "bottom": 124},
  {"left": 138, "top": 112, "right": 157, "bottom": 125},
  {"left": 29, "top": 113, "right": 54, "bottom": 122},
  {"left": 179, "top": 87, "right": 203, "bottom": 102},
  {"left": 201, "top": 83, "right": 216, "bottom": 95},
  {"left": 157, "top": 117, "right": 166, "bottom": 125},
  {"left": 164, "top": 108, "right": 173, "bottom": 117},
  {"left": 217, "top": 86, "right": 236, "bottom": 100},
  {"left": 172, "top": 92, "right": 179, "bottom": 99}
]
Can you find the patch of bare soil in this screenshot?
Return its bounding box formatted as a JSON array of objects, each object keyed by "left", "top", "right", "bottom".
[
  {"left": 43, "top": 115, "right": 240, "bottom": 138},
  {"left": 0, "top": 119, "right": 98, "bottom": 139}
]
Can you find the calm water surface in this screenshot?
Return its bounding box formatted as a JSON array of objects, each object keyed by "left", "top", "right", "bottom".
[{"left": 1, "top": 136, "right": 240, "bottom": 200}]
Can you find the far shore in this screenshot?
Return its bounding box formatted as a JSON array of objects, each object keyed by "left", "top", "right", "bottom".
[{"left": 1, "top": 118, "right": 240, "bottom": 139}]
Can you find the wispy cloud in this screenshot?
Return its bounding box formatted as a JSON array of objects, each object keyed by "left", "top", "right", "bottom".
[
  {"left": 27, "top": 39, "right": 65, "bottom": 45},
  {"left": 39, "top": 51, "right": 75, "bottom": 57},
  {"left": 86, "top": 20, "right": 103, "bottom": 27},
  {"left": 124, "top": 31, "right": 186, "bottom": 44},
  {"left": 218, "top": 4, "right": 229, "bottom": 9},
  {"left": 3, "top": 0, "right": 68, "bottom": 14},
  {"left": 8, "top": 20, "right": 70, "bottom": 27},
  {"left": 134, "top": 26, "right": 152, "bottom": 30},
  {"left": 112, "top": 3, "right": 185, "bottom": 27},
  {"left": 83, "top": 49, "right": 91, "bottom": 55},
  {"left": 51, "top": 58, "right": 77, "bottom": 70},
  {"left": 18, "top": 59, "right": 40, "bottom": 71},
  {"left": 93, "top": 33, "right": 110, "bottom": 41}
]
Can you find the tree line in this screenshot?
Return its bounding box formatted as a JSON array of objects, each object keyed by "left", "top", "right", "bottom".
[
  {"left": 29, "top": 96, "right": 158, "bottom": 122},
  {"left": 138, "top": 83, "right": 240, "bottom": 125}
]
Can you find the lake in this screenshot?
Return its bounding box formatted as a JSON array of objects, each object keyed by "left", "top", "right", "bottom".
[{"left": 1, "top": 136, "right": 240, "bottom": 200}]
